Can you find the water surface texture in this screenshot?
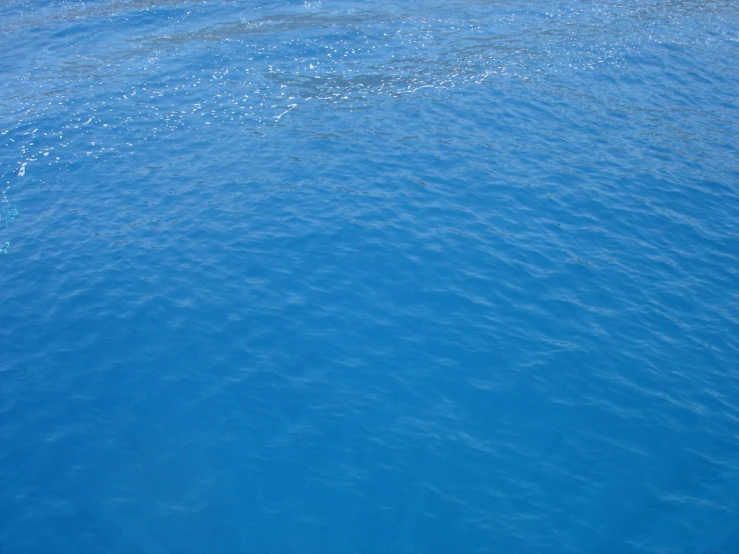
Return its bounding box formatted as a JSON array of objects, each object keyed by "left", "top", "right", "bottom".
[{"left": 1, "top": 1, "right": 739, "bottom": 552}]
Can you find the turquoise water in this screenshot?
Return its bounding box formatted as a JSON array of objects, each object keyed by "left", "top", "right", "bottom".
[{"left": 2, "top": 1, "right": 739, "bottom": 552}]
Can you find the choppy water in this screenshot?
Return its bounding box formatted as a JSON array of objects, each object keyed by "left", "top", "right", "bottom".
[{"left": 2, "top": 1, "right": 739, "bottom": 552}]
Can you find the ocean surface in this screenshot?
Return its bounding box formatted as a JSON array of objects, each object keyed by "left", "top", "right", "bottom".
[{"left": 1, "top": 1, "right": 738, "bottom": 552}]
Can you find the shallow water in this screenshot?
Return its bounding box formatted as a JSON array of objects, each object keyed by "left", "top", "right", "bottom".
[{"left": 1, "top": 1, "right": 738, "bottom": 552}]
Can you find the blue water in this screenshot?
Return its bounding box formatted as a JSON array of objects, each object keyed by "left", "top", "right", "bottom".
[{"left": 2, "top": 1, "right": 739, "bottom": 552}]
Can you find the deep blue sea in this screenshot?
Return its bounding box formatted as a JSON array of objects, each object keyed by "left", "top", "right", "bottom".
[{"left": 2, "top": 1, "right": 739, "bottom": 552}]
